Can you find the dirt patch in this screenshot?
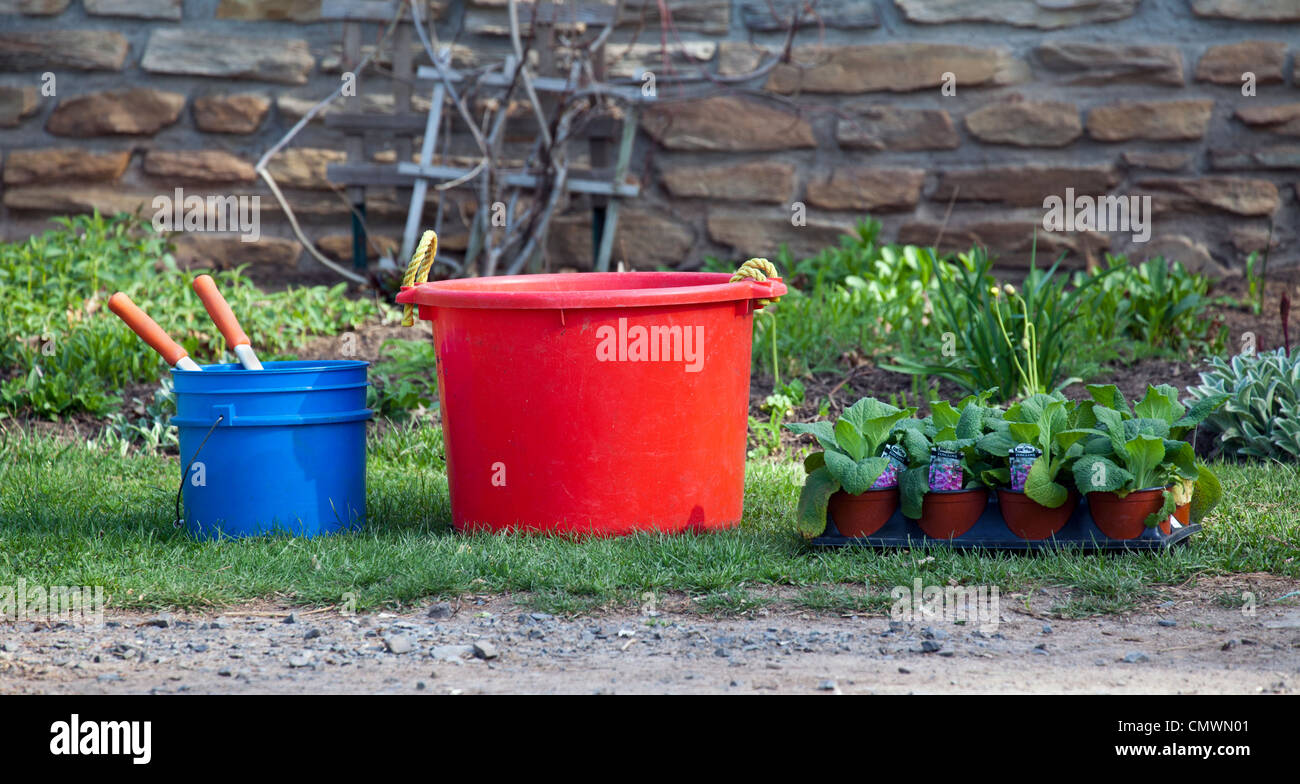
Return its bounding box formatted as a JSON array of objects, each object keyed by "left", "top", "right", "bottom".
[
  {"left": 3, "top": 580, "right": 1297, "bottom": 695},
  {"left": 287, "top": 319, "right": 421, "bottom": 365}
]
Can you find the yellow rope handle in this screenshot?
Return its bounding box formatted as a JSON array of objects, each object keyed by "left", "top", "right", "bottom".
[
  {"left": 401, "top": 230, "right": 438, "bottom": 327},
  {"left": 730, "top": 257, "right": 781, "bottom": 306}
]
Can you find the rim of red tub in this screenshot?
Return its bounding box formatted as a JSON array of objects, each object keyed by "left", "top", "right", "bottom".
[{"left": 395, "top": 271, "right": 787, "bottom": 310}]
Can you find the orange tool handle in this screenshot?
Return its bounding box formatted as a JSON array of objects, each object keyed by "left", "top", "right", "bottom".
[
  {"left": 192, "top": 274, "right": 250, "bottom": 347},
  {"left": 107, "top": 292, "right": 190, "bottom": 367}
]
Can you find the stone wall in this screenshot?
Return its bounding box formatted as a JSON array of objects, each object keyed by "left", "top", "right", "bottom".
[{"left": 2, "top": 0, "right": 1299, "bottom": 279}]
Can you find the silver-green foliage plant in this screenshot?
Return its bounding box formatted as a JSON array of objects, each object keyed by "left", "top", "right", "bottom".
[{"left": 1187, "top": 349, "right": 1300, "bottom": 461}]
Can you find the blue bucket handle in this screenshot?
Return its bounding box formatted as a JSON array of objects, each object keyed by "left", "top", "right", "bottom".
[{"left": 175, "top": 414, "right": 225, "bottom": 529}]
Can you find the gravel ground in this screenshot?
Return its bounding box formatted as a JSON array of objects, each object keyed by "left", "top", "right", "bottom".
[{"left": 2, "top": 588, "right": 1298, "bottom": 695}]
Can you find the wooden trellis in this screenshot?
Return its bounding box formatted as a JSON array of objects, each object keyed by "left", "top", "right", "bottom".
[{"left": 320, "top": 0, "right": 654, "bottom": 274}]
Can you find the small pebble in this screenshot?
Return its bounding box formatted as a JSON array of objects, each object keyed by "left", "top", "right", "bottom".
[
  {"left": 1122, "top": 651, "right": 1150, "bottom": 664},
  {"left": 385, "top": 635, "right": 415, "bottom": 655},
  {"left": 1158, "top": 619, "right": 1177, "bottom": 628},
  {"left": 817, "top": 679, "right": 837, "bottom": 691}
]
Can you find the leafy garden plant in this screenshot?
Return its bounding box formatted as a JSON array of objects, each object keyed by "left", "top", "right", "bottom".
[
  {"left": 884, "top": 245, "right": 1117, "bottom": 403},
  {"left": 1073, "top": 255, "right": 1228, "bottom": 360},
  {"left": 786, "top": 397, "right": 914, "bottom": 534},
  {"left": 368, "top": 338, "right": 441, "bottom": 421},
  {"left": 1071, "top": 384, "right": 1226, "bottom": 527},
  {"left": 977, "top": 392, "right": 1090, "bottom": 509},
  {"left": 704, "top": 219, "right": 958, "bottom": 377},
  {"left": 893, "top": 392, "right": 1003, "bottom": 519}
]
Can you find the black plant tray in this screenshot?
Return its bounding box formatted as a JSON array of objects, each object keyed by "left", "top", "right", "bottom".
[{"left": 811, "top": 493, "right": 1199, "bottom": 552}]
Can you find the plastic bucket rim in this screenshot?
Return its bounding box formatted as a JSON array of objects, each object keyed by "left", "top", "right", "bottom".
[
  {"left": 396, "top": 271, "right": 787, "bottom": 311},
  {"left": 168, "top": 381, "right": 370, "bottom": 396},
  {"left": 172, "top": 359, "right": 371, "bottom": 375}
]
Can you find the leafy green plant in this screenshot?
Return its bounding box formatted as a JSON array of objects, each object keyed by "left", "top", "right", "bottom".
[
  {"left": 1071, "top": 384, "right": 1226, "bottom": 526},
  {"left": 749, "top": 379, "right": 806, "bottom": 459},
  {"left": 1074, "top": 255, "right": 1227, "bottom": 359},
  {"left": 709, "top": 220, "right": 957, "bottom": 377},
  {"left": 884, "top": 245, "right": 1115, "bottom": 402},
  {"left": 785, "top": 396, "right": 915, "bottom": 534},
  {"left": 893, "top": 392, "right": 1003, "bottom": 519},
  {"left": 1187, "top": 349, "right": 1300, "bottom": 461},
  {"left": 0, "top": 212, "right": 380, "bottom": 419},
  {"left": 717, "top": 220, "right": 1224, "bottom": 391},
  {"left": 368, "top": 339, "right": 440, "bottom": 420},
  {"left": 977, "top": 392, "right": 1090, "bottom": 508},
  {"left": 94, "top": 377, "right": 180, "bottom": 456}
]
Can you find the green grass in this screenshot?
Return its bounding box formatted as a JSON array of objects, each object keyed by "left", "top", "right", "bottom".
[{"left": 1, "top": 427, "right": 1296, "bottom": 616}]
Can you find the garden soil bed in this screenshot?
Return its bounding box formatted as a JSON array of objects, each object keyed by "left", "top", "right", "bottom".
[{"left": 3, "top": 577, "right": 1297, "bottom": 695}]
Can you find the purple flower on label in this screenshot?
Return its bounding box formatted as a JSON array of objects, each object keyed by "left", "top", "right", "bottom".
[
  {"left": 1008, "top": 443, "right": 1041, "bottom": 492},
  {"left": 1010, "top": 465, "right": 1032, "bottom": 491},
  {"left": 928, "top": 455, "right": 963, "bottom": 491},
  {"left": 872, "top": 445, "right": 908, "bottom": 489},
  {"left": 872, "top": 462, "right": 900, "bottom": 489}
]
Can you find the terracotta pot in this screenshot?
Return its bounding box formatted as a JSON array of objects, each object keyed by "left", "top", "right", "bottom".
[
  {"left": 1087, "top": 487, "right": 1172, "bottom": 539},
  {"left": 1174, "top": 502, "right": 1190, "bottom": 526},
  {"left": 997, "top": 488, "right": 1078, "bottom": 540},
  {"left": 828, "top": 488, "right": 899, "bottom": 538},
  {"left": 914, "top": 488, "right": 988, "bottom": 539}
]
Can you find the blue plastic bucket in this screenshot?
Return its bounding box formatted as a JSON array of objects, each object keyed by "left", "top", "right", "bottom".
[{"left": 170, "top": 360, "right": 371, "bottom": 539}]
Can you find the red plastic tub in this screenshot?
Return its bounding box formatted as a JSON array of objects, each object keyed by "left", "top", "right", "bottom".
[{"left": 396, "top": 271, "right": 786, "bottom": 535}]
